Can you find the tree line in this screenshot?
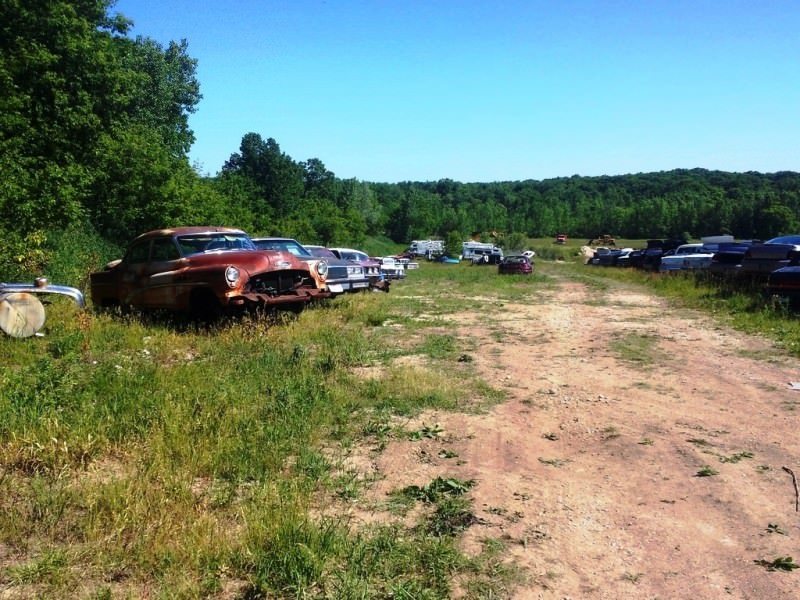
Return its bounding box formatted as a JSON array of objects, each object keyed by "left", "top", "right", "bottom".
[{"left": 2, "top": 1, "right": 799, "bottom": 280}]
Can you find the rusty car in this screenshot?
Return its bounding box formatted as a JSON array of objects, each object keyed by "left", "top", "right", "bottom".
[
  {"left": 250, "top": 237, "right": 356, "bottom": 295},
  {"left": 89, "top": 227, "right": 329, "bottom": 317}
]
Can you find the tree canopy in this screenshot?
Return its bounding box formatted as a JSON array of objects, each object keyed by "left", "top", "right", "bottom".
[{"left": 2, "top": 0, "right": 799, "bottom": 281}]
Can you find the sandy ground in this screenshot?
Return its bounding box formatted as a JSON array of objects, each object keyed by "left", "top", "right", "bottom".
[{"left": 360, "top": 273, "right": 800, "bottom": 599}]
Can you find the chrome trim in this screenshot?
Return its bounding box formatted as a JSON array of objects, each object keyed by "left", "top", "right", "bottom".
[{"left": 0, "top": 281, "right": 85, "bottom": 308}]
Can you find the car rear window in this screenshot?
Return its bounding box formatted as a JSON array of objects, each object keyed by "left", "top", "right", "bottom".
[
  {"left": 253, "top": 239, "right": 311, "bottom": 257},
  {"left": 306, "top": 246, "right": 336, "bottom": 258}
]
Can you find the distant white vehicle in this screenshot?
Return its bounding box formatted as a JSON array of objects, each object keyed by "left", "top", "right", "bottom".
[
  {"left": 659, "top": 243, "right": 716, "bottom": 272},
  {"left": 378, "top": 257, "right": 406, "bottom": 280},
  {"left": 659, "top": 235, "right": 734, "bottom": 272},
  {"left": 408, "top": 239, "right": 444, "bottom": 257},
  {"left": 462, "top": 241, "right": 503, "bottom": 264}
]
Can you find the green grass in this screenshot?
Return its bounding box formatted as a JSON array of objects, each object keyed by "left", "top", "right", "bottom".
[
  {"left": 0, "top": 263, "right": 534, "bottom": 598},
  {"left": 609, "top": 331, "right": 659, "bottom": 366},
  {"left": 8, "top": 244, "right": 800, "bottom": 597}
]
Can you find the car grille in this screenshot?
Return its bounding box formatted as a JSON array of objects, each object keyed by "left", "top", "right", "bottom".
[
  {"left": 326, "top": 266, "right": 348, "bottom": 280},
  {"left": 248, "top": 271, "right": 306, "bottom": 295},
  {"left": 327, "top": 265, "right": 365, "bottom": 281}
]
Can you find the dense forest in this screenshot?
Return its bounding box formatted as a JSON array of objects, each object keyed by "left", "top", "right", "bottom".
[{"left": 2, "top": 0, "right": 799, "bottom": 281}]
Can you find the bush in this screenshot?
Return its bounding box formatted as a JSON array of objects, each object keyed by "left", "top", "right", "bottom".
[
  {"left": 43, "top": 223, "right": 123, "bottom": 288},
  {"left": 0, "top": 229, "right": 48, "bottom": 281}
]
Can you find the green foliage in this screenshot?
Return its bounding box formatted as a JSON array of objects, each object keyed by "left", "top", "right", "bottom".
[
  {"left": 504, "top": 231, "right": 530, "bottom": 252},
  {"left": 696, "top": 465, "right": 719, "bottom": 477},
  {"left": 754, "top": 556, "right": 799, "bottom": 571},
  {"left": 444, "top": 230, "right": 464, "bottom": 257},
  {"left": 3, "top": 0, "right": 800, "bottom": 258},
  {"left": 41, "top": 223, "right": 122, "bottom": 286},
  {"left": 0, "top": 229, "right": 49, "bottom": 280},
  {"left": 401, "top": 477, "right": 475, "bottom": 504},
  {"left": 427, "top": 496, "right": 477, "bottom": 537},
  {"left": 0, "top": 0, "right": 209, "bottom": 246}
]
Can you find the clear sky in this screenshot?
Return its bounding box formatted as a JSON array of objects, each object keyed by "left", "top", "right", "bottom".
[{"left": 112, "top": 0, "right": 799, "bottom": 183}]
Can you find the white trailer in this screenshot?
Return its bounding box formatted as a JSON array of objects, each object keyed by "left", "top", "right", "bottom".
[
  {"left": 408, "top": 239, "right": 444, "bottom": 257},
  {"left": 462, "top": 241, "right": 503, "bottom": 263}
]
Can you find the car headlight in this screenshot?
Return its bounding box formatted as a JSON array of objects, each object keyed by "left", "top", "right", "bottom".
[
  {"left": 225, "top": 266, "right": 240, "bottom": 288},
  {"left": 316, "top": 260, "right": 328, "bottom": 277}
]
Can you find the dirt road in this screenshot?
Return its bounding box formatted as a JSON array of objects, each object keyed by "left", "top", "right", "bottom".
[{"left": 366, "top": 273, "right": 800, "bottom": 598}]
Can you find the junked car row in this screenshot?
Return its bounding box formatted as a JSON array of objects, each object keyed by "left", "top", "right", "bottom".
[
  {"left": 88, "top": 227, "right": 404, "bottom": 318},
  {"left": 586, "top": 233, "right": 800, "bottom": 305}
]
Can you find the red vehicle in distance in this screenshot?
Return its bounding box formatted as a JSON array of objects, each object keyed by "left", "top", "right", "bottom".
[{"left": 498, "top": 255, "right": 534, "bottom": 275}]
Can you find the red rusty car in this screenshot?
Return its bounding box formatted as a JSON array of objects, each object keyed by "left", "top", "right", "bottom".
[{"left": 90, "top": 227, "right": 330, "bottom": 316}]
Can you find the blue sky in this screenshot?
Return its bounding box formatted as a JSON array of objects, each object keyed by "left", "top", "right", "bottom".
[{"left": 112, "top": 0, "right": 799, "bottom": 182}]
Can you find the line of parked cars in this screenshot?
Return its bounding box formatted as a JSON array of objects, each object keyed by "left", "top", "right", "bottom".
[
  {"left": 89, "top": 227, "right": 405, "bottom": 318},
  {"left": 586, "top": 234, "right": 800, "bottom": 306}
]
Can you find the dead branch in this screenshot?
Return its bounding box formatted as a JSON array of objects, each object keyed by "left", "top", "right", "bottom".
[{"left": 782, "top": 466, "right": 799, "bottom": 512}]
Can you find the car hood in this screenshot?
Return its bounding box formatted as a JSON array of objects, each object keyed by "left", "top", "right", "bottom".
[
  {"left": 192, "top": 249, "right": 308, "bottom": 274},
  {"left": 300, "top": 256, "right": 355, "bottom": 269}
]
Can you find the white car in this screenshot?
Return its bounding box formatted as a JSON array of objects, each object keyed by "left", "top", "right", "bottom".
[
  {"left": 378, "top": 257, "right": 406, "bottom": 280},
  {"left": 659, "top": 244, "right": 716, "bottom": 272}
]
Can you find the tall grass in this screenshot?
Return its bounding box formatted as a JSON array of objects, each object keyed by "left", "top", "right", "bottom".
[{"left": 1, "top": 263, "right": 531, "bottom": 597}]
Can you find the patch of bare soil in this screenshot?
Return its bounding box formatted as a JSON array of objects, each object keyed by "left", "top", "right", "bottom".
[{"left": 360, "top": 275, "right": 800, "bottom": 598}]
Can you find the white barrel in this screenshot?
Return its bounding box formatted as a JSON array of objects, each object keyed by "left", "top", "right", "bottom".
[{"left": 0, "top": 292, "right": 47, "bottom": 338}]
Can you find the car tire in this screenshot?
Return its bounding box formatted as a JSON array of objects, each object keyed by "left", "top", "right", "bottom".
[{"left": 189, "top": 288, "right": 221, "bottom": 321}]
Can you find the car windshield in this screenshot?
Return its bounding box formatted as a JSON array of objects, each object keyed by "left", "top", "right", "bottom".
[
  {"left": 177, "top": 233, "right": 255, "bottom": 256},
  {"left": 306, "top": 246, "right": 336, "bottom": 258},
  {"left": 253, "top": 239, "right": 312, "bottom": 257}
]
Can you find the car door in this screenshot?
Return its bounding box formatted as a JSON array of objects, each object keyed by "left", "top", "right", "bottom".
[
  {"left": 118, "top": 240, "right": 151, "bottom": 307},
  {"left": 140, "top": 237, "right": 185, "bottom": 308}
]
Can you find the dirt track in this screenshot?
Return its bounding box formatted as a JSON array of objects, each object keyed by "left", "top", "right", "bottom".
[{"left": 366, "top": 272, "right": 800, "bottom": 598}]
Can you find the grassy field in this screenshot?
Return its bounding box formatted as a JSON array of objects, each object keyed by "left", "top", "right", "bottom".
[
  {"left": 0, "top": 264, "right": 546, "bottom": 598},
  {"left": 3, "top": 252, "right": 800, "bottom": 598}
]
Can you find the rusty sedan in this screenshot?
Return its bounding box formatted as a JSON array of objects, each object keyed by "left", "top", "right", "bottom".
[{"left": 90, "top": 227, "right": 329, "bottom": 317}]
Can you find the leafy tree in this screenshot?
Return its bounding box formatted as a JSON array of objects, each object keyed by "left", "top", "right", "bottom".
[
  {"left": 504, "top": 232, "right": 529, "bottom": 253},
  {"left": 755, "top": 203, "right": 799, "bottom": 239},
  {"left": 223, "top": 133, "right": 304, "bottom": 219},
  {"left": 0, "top": 0, "right": 206, "bottom": 275},
  {"left": 444, "top": 230, "right": 464, "bottom": 258}
]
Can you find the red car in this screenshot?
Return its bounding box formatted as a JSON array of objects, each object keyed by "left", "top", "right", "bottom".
[
  {"left": 498, "top": 255, "right": 534, "bottom": 275},
  {"left": 90, "top": 227, "right": 330, "bottom": 316},
  {"left": 555, "top": 234, "right": 567, "bottom": 244}
]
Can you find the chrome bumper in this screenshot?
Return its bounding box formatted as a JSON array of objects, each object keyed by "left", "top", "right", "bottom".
[{"left": 0, "top": 278, "right": 85, "bottom": 308}]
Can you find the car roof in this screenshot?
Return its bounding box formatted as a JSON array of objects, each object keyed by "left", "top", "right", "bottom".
[
  {"left": 767, "top": 235, "right": 800, "bottom": 245},
  {"left": 132, "top": 227, "right": 245, "bottom": 243}
]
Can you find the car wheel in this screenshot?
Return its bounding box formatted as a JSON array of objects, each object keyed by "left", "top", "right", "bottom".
[
  {"left": 189, "top": 288, "right": 221, "bottom": 321},
  {"left": 284, "top": 302, "right": 306, "bottom": 314}
]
